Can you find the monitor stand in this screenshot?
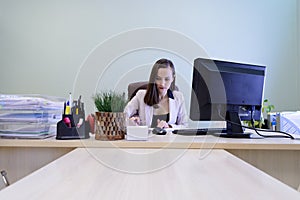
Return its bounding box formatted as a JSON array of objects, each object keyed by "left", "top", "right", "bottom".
[
  {"left": 213, "top": 111, "right": 252, "bottom": 138},
  {"left": 217, "top": 132, "right": 252, "bottom": 138}
]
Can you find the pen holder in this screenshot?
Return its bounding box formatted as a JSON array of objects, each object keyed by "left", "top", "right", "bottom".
[{"left": 56, "top": 114, "right": 90, "bottom": 140}]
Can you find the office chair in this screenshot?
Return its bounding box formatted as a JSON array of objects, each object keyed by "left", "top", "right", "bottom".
[
  {"left": 127, "top": 81, "right": 179, "bottom": 100},
  {"left": 127, "top": 81, "right": 148, "bottom": 100}
]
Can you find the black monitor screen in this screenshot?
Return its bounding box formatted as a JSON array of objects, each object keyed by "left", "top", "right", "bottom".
[{"left": 190, "top": 58, "right": 266, "bottom": 138}]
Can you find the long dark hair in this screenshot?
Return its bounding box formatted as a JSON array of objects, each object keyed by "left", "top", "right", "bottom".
[{"left": 144, "top": 58, "right": 176, "bottom": 106}]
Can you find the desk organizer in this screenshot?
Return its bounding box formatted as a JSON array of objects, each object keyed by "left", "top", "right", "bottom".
[{"left": 56, "top": 113, "right": 90, "bottom": 139}]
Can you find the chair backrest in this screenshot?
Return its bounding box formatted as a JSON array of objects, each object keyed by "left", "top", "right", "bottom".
[
  {"left": 128, "top": 81, "right": 148, "bottom": 100},
  {"left": 127, "top": 81, "right": 179, "bottom": 100}
]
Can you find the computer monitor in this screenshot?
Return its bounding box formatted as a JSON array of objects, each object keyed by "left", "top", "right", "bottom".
[{"left": 190, "top": 58, "right": 266, "bottom": 138}]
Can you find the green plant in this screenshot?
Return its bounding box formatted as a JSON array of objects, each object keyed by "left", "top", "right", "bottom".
[
  {"left": 93, "top": 91, "right": 128, "bottom": 112},
  {"left": 262, "top": 99, "right": 275, "bottom": 114},
  {"left": 244, "top": 99, "right": 275, "bottom": 128}
]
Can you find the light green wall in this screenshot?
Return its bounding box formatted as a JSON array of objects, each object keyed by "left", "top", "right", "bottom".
[
  {"left": 298, "top": 0, "right": 300, "bottom": 109},
  {"left": 0, "top": 0, "right": 299, "bottom": 114}
]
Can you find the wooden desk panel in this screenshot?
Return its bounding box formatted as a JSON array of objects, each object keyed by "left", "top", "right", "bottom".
[
  {"left": 1, "top": 134, "right": 300, "bottom": 149},
  {"left": 0, "top": 147, "right": 74, "bottom": 184},
  {"left": 0, "top": 148, "right": 299, "bottom": 199},
  {"left": 1, "top": 134, "right": 300, "bottom": 189},
  {"left": 227, "top": 149, "right": 300, "bottom": 190}
]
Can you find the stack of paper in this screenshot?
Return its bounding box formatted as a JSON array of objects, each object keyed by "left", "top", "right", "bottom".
[
  {"left": 0, "top": 94, "right": 65, "bottom": 139},
  {"left": 278, "top": 111, "right": 300, "bottom": 135}
]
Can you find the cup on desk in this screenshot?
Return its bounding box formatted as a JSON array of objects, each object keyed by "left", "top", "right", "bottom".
[{"left": 126, "top": 126, "right": 148, "bottom": 141}]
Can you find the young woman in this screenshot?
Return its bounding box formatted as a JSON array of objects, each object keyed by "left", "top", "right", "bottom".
[{"left": 124, "top": 58, "right": 188, "bottom": 128}]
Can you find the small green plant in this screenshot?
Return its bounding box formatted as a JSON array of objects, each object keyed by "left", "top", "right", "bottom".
[
  {"left": 93, "top": 91, "right": 128, "bottom": 112},
  {"left": 244, "top": 99, "right": 275, "bottom": 128},
  {"left": 261, "top": 99, "right": 275, "bottom": 114}
]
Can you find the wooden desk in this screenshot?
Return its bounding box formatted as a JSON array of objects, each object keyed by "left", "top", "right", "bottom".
[
  {"left": 1, "top": 133, "right": 300, "bottom": 189},
  {"left": 0, "top": 148, "right": 299, "bottom": 199}
]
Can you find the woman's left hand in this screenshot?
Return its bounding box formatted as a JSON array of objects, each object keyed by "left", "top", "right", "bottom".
[{"left": 157, "top": 119, "right": 169, "bottom": 129}]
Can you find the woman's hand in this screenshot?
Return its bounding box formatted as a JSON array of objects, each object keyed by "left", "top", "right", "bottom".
[
  {"left": 157, "top": 119, "right": 169, "bottom": 129},
  {"left": 128, "top": 116, "right": 141, "bottom": 126}
]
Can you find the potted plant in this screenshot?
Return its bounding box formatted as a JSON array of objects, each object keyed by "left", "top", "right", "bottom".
[
  {"left": 93, "top": 91, "right": 128, "bottom": 140},
  {"left": 244, "top": 99, "right": 275, "bottom": 129},
  {"left": 260, "top": 99, "right": 275, "bottom": 129}
]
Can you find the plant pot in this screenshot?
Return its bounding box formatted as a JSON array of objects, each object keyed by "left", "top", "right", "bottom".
[{"left": 94, "top": 111, "right": 126, "bottom": 140}]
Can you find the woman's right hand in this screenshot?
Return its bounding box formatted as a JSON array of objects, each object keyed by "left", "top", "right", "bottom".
[{"left": 128, "top": 116, "right": 141, "bottom": 126}]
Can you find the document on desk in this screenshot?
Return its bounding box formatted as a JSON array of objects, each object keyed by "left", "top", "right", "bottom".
[
  {"left": 0, "top": 94, "right": 64, "bottom": 139},
  {"left": 0, "top": 94, "right": 65, "bottom": 110},
  {"left": 0, "top": 124, "right": 56, "bottom": 139},
  {"left": 278, "top": 111, "right": 300, "bottom": 135},
  {"left": 0, "top": 132, "right": 55, "bottom": 139},
  {"left": 0, "top": 112, "right": 60, "bottom": 123}
]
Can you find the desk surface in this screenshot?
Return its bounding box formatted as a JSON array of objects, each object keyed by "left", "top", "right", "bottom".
[
  {"left": 1, "top": 132, "right": 300, "bottom": 150},
  {"left": 0, "top": 148, "right": 299, "bottom": 200},
  {"left": 2, "top": 132, "right": 300, "bottom": 190}
]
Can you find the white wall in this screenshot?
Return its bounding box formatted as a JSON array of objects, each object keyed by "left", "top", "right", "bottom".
[{"left": 0, "top": 0, "right": 299, "bottom": 114}]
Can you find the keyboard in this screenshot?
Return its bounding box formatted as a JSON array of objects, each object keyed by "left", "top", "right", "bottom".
[{"left": 172, "top": 128, "right": 225, "bottom": 136}]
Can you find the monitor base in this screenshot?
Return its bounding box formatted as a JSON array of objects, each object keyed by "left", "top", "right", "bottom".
[{"left": 213, "top": 132, "right": 252, "bottom": 138}]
